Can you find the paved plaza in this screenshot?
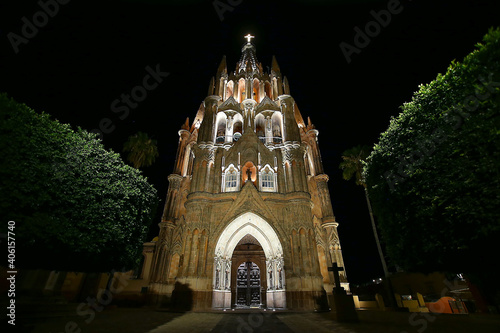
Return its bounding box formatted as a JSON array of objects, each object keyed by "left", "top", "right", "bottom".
[{"left": 17, "top": 307, "right": 500, "bottom": 333}]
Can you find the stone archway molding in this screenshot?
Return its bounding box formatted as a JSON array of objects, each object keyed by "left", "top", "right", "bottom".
[
  {"left": 212, "top": 212, "right": 286, "bottom": 309},
  {"left": 215, "top": 212, "right": 282, "bottom": 259}
]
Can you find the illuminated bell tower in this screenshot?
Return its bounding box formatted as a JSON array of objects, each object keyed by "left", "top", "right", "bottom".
[{"left": 143, "top": 35, "right": 348, "bottom": 310}]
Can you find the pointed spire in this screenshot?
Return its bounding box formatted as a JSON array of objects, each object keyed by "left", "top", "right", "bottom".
[
  {"left": 236, "top": 34, "right": 260, "bottom": 75},
  {"left": 294, "top": 103, "right": 306, "bottom": 129},
  {"left": 271, "top": 55, "right": 281, "bottom": 74},
  {"left": 216, "top": 55, "right": 227, "bottom": 76},
  {"left": 181, "top": 117, "right": 190, "bottom": 131},
  {"left": 283, "top": 76, "right": 290, "bottom": 95},
  {"left": 306, "top": 116, "right": 315, "bottom": 130},
  {"left": 208, "top": 76, "right": 215, "bottom": 96}
]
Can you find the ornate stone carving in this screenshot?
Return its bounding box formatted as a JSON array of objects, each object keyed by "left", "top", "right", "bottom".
[
  {"left": 225, "top": 260, "right": 231, "bottom": 290},
  {"left": 214, "top": 257, "right": 221, "bottom": 289},
  {"left": 281, "top": 144, "right": 306, "bottom": 166},
  {"left": 168, "top": 174, "right": 183, "bottom": 189},
  {"left": 196, "top": 146, "right": 215, "bottom": 163}
]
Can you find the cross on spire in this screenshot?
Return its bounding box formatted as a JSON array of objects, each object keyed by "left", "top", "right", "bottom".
[{"left": 244, "top": 34, "right": 254, "bottom": 43}]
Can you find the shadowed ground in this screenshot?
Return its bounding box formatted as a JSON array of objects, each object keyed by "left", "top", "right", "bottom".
[{"left": 18, "top": 307, "right": 500, "bottom": 333}]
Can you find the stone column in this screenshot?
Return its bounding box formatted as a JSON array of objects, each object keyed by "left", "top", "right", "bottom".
[
  {"left": 181, "top": 231, "right": 193, "bottom": 276},
  {"left": 278, "top": 95, "right": 300, "bottom": 143},
  {"left": 150, "top": 221, "right": 175, "bottom": 282},
  {"left": 162, "top": 174, "right": 183, "bottom": 223},
  {"left": 305, "top": 129, "right": 324, "bottom": 175},
  {"left": 141, "top": 241, "right": 156, "bottom": 280},
  {"left": 198, "top": 95, "right": 221, "bottom": 143},
  {"left": 315, "top": 174, "right": 335, "bottom": 223},
  {"left": 225, "top": 116, "right": 233, "bottom": 143},
  {"left": 265, "top": 116, "right": 272, "bottom": 143},
  {"left": 174, "top": 128, "right": 191, "bottom": 175},
  {"left": 245, "top": 78, "right": 252, "bottom": 101},
  {"left": 223, "top": 259, "right": 231, "bottom": 291},
  {"left": 213, "top": 256, "right": 222, "bottom": 290},
  {"left": 299, "top": 230, "right": 311, "bottom": 275},
  {"left": 291, "top": 230, "right": 301, "bottom": 276},
  {"left": 191, "top": 145, "right": 215, "bottom": 193},
  {"left": 188, "top": 230, "right": 200, "bottom": 275},
  {"left": 212, "top": 255, "right": 231, "bottom": 309},
  {"left": 276, "top": 257, "right": 285, "bottom": 289},
  {"left": 282, "top": 144, "right": 308, "bottom": 192},
  {"left": 197, "top": 231, "right": 207, "bottom": 276},
  {"left": 323, "top": 222, "right": 346, "bottom": 283}
]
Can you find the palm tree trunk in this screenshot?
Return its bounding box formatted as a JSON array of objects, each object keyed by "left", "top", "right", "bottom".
[{"left": 364, "top": 187, "right": 389, "bottom": 277}]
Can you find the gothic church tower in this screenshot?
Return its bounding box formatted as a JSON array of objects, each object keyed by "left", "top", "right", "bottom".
[{"left": 142, "top": 36, "right": 348, "bottom": 310}]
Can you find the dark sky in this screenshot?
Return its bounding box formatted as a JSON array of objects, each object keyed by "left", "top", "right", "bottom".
[{"left": 1, "top": 0, "right": 499, "bottom": 284}]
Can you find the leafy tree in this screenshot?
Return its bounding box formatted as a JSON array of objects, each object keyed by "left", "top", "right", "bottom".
[
  {"left": 364, "top": 28, "right": 500, "bottom": 306},
  {"left": 0, "top": 94, "right": 158, "bottom": 272},
  {"left": 340, "top": 145, "right": 389, "bottom": 277},
  {"left": 123, "top": 131, "right": 159, "bottom": 169}
]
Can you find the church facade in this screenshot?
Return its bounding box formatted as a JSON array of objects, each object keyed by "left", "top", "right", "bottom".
[{"left": 141, "top": 36, "right": 348, "bottom": 311}]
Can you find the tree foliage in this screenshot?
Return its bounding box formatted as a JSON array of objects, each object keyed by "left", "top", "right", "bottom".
[
  {"left": 123, "top": 131, "right": 159, "bottom": 169},
  {"left": 0, "top": 94, "right": 158, "bottom": 272},
  {"left": 364, "top": 28, "right": 500, "bottom": 283},
  {"left": 339, "top": 145, "right": 371, "bottom": 186}
]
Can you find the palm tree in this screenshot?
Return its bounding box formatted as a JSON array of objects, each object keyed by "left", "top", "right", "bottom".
[
  {"left": 339, "top": 145, "right": 389, "bottom": 278},
  {"left": 123, "top": 131, "right": 159, "bottom": 169}
]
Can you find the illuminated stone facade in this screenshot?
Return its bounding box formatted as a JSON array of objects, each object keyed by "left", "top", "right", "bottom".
[{"left": 142, "top": 38, "right": 348, "bottom": 310}]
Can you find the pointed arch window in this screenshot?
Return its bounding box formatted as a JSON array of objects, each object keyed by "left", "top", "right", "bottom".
[
  {"left": 223, "top": 165, "right": 240, "bottom": 192},
  {"left": 253, "top": 78, "right": 260, "bottom": 102},
  {"left": 255, "top": 114, "right": 265, "bottom": 143},
  {"left": 260, "top": 165, "right": 277, "bottom": 192},
  {"left": 238, "top": 78, "right": 246, "bottom": 102},
  {"left": 271, "top": 112, "right": 282, "bottom": 144},
  {"left": 225, "top": 80, "right": 234, "bottom": 100},
  {"left": 215, "top": 113, "right": 227, "bottom": 144},
  {"left": 264, "top": 81, "right": 272, "bottom": 99},
  {"left": 232, "top": 114, "right": 243, "bottom": 142}
]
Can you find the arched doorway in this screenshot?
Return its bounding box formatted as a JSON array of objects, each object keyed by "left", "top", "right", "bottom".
[{"left": 212, "top": 212, "right": 286, "bottom": 309}]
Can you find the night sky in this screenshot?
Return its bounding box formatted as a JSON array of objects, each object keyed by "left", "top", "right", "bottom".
[{"left": 2, "top": 0, "right": 499, "bottom": 285}]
